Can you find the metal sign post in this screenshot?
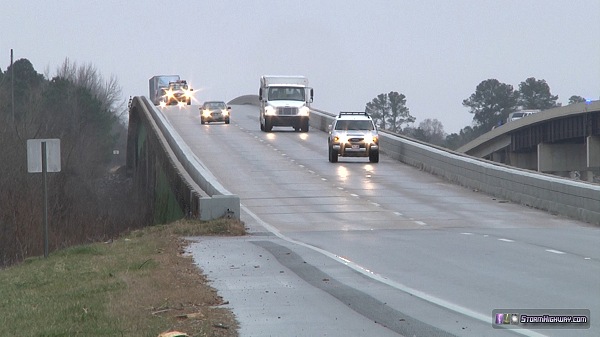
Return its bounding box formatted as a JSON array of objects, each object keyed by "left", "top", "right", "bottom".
[{"left": 27, "top": 139, "right": 61, "bottom": 258}]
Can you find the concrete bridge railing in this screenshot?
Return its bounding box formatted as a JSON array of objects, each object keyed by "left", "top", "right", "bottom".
[
  {"left": 310, "top": 108, "right": 600, "bottom": 225},
  {"left": 127, "top": 96, "right": 239, "bottom": 222}
]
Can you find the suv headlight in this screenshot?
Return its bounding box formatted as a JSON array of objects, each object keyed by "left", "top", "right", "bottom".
[
  {"left": 364, "top": 134, "right": 378, "bottom": 144},
  {"left": 333, "top": 134, "right": 348, "bottom": 144}
]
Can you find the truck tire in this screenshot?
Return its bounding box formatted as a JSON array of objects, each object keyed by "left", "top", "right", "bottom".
[
  {"left": 264, "top": 119, "right": 272, "bottom": 132},
  {"left": 369, "top": 149, "right": 379, "bottom": 163},
  {"left": 301, "top": 120, "right": 309, "bottom": 132}
]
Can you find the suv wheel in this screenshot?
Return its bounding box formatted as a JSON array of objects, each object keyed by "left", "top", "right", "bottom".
[
  {"left": 329, "top": 146, "right": 338, "bottom": 163},
  {"left": 369, "top": 149, "right": 379, "bottom": 163}
]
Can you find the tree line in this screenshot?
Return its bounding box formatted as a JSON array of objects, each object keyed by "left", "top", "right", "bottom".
[
  {"left": 0, "top": 58, "right": 143, "bottom": 267},
  {"left": 364, "top": 77, "right": 587, "bottom": 149}
]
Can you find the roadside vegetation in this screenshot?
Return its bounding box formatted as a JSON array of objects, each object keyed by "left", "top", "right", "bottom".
[
  {"left": 0, "top": 58, "right": 140, "bottom": 267},
  {"left": 0, "top": 57, "right": 244, "bottom": 336},
  {"left": 364, "top": 77, "right": 585, "bottom": 149},
  {"left": 0, "top": 218, "right": 244, "bottom": 337}
]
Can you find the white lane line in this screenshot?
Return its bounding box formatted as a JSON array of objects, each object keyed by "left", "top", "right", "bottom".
[
  {"left": 393, "top": 212, "right": 403, "bottom": 216},
  {"left": 371, "top": 202, "right": 380, "bottom": 207},
  {"left": 498, "top": 238, "right": 514, "bottom": 242},
  {"left": 308, "top": 170, "right": 315, "bottom": 174},
  {"left": 241, "top": 204, "right": 547, "bottom": 337},
  {"left": 321, "top": 178, "right": 327, "bottom": 181},
  {"left": 546, "top": 249, "right": 566, "bottom": 255},
  {"left": 460, "top": 232, "right": 473, "bottom": 235},
  {"left": 414, "top": 221, "right": 426, "bottom": 226},
  {"left": 350, "top": 193, "right": 359, "bottom": 197}
]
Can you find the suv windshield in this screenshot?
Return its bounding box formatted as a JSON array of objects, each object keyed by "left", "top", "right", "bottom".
[
  {"left": 205, "top": 102, "right": 226, "bottom": 109},
  {"left": 335, "top": 120, "right": 374, "bottom": 131}
]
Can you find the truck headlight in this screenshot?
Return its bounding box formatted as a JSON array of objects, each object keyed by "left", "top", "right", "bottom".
[
  {"left": 265, "top": 106, "right": 276, "bottom": 116},
  {"left": 299, "top": 106, "right": 310, "bottom": 116}
]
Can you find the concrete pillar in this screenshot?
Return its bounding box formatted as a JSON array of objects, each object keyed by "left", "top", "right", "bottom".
[
  {"left": 508, "top": 151, "right": 537, "bottom": 170},
  {"left": 587, "top": 135, "right": 600, "bottom": 168},
  {"left": 580, "top": 171, "right": 595, "bottom": 182},
  {"left": 538, "top": 142, "right": 587, "bottom": 173},
  {"left": 491, "top": 151, "right": 505, "bottom": 163}
]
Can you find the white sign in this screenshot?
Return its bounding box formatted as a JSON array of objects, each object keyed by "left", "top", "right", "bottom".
[{"left": 27, "top": 139, "right": 61, "bottom": 173}]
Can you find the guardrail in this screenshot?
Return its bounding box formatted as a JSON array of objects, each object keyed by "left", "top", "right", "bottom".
[
  {"left": 139, "top": 96, "right": 240, "bottom": 220},
  {"left": 310, "top": 108, "right": 600, "bottom": 225}
]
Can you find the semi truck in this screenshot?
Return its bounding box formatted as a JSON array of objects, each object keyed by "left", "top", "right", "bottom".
[
  {"left": 149, "top": 75, "right": 193, "bottom": 106},
  {"left": 258, "top": 75, "right": 313, "bottom": 132}
]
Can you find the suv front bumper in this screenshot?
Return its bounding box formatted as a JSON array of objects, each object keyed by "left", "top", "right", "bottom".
[{"left": 332, "top": 142, "right": 379, "bottom": 157}]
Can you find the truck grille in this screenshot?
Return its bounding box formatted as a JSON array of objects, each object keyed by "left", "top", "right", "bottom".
[{"left": 276, "top": 107, "right": 298, "bottom": 116}]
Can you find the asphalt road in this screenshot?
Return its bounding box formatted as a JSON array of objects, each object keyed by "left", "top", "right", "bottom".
[{"left": 161, "top": 104, "right": 599, "bottom": 337}]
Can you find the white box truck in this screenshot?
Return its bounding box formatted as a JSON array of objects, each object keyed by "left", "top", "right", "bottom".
[{"left": 258, "top": 75, "right": 313, "bottom": 132}]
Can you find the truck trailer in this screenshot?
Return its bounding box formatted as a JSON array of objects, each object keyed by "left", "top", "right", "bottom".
[
  {"left": 149, "top": 75, "right": 193, "bottom": 106},
  {"left": 258, "top": 75, "right": 313, "bottom": 132}
]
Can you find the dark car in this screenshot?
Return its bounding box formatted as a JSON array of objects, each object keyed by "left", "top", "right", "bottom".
[{"left": 200, "top": 101, "right": 231, "bottom": 124}]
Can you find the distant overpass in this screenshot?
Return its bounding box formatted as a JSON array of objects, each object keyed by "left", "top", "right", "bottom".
[{"left": 457, "top": 101, "right": 600, "bottom": 182}]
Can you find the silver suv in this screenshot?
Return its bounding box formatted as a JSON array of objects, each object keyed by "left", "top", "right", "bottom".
[{"left": 328, "top": 112, "right": 379, "bottom": 163}]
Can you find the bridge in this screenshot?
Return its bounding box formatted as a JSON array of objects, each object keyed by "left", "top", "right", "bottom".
[
  {"left": 124, "top": 96, "right": 599, "bottom": 335},
  {"left": 457, "top": 101, "right": 600, "bottom": 182},
  {"left": 126, "top": 95, "right": 599, "bottom": 225}
]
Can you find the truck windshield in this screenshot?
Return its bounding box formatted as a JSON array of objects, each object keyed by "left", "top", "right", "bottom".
[
  {"left": 268, "top": 87, "right": 305, "bottom": 101},
  {"left": 170, "top": 83, "right": 187, "bottom": 90},
  {"left": 335, "top": 120, "right": 374, "bottom": 131}
]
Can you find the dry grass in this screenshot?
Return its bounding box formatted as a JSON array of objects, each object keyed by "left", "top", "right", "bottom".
[{"left": 0, "top": 217, "right": 245, "bottom": 337}]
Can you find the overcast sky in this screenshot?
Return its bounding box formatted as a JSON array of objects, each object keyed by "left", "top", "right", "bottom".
[{"left": 2, "top": 0, "right": 599, "bottom": 133}]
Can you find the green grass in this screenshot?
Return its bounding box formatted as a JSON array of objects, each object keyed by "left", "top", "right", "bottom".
[{"left": 0, "top": 218, "right": 245, "bottom": 337}]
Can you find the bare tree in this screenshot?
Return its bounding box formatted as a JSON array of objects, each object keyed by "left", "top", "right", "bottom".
[
  {"left": 0, "top": 58, "right": 135, "bottom": 267},
  {"left": 418, "top": 118, "right": 446, "bottom": 146}
]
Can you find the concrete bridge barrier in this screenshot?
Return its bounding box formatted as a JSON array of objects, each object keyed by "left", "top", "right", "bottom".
[
  {"left": 127, "top": 96, "right": 239, "bottom": 222},
  {"left": 310, "top": 109, "right": 600, "bottom": 225}
]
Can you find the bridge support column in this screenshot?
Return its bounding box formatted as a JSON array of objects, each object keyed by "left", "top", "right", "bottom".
[
  {"left": 587, "top": 135, "right": 600, "bottom": 168},
  {"left": 538, "top": 142, "right": 587, "bottom": 174},
  {"left": 508, "top": 151, "right": 537, "bottom": 170},
  {"left": 586, "top": 136, "right": 600, "bottom": 183}
]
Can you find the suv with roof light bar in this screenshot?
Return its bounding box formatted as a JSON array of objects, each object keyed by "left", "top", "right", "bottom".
[{"left": 328, "top": 111, "right": 379, "bottom": 163}]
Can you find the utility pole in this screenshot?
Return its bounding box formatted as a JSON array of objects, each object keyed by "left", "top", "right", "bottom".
[{"left": 11, "top": 49, "right": 15, "bottom": 125}]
